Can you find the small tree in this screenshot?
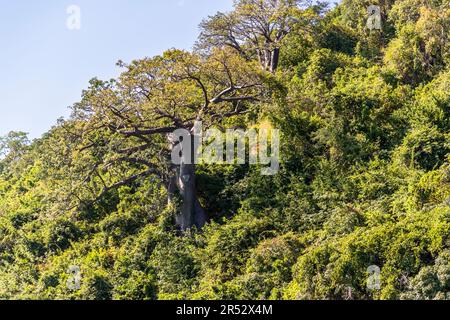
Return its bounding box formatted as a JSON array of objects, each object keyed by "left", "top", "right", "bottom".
[
  {"left": 0, "top": 131, "right": 30, "bottom": 174},
  {"left": 197, "top": 0, "right": 311, "bottom": 72}
]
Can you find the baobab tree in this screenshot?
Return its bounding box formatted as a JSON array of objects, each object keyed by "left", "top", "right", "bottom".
[
  {"left": 69, "top": 49, "right": 265, "bottom": 231},
  {"left": 197, "top": 0, "right": 310, "bottom": 72}
]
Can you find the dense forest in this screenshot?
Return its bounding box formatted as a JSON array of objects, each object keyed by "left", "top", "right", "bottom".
[{"left": 0, "top": 0, "right": 449, "bottom": 300}]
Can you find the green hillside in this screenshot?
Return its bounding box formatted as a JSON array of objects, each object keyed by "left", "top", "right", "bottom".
[{"left": 0, "top": 0, "right": 449, "bottom": 300}]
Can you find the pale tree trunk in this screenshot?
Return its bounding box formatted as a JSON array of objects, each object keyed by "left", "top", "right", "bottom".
[
  {"left": 176, "top": 162, "right": 207, "bottom": 230},
  {"left": 168, "top": 135, "right": 207, "bottom": 231},
  {"left": 270, "top": 48, "right": 280, "bottom": 73}
]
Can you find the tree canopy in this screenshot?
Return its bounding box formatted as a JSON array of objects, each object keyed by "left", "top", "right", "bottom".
[{"left": 0, "top": 0, "right": 449, "bottom": 300}]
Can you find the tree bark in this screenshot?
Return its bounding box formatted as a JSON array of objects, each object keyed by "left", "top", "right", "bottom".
[
  {"left": 176, "top": 162, "right": 207, "bottom": 230},
  {"left": 270, "top": 48, "right": 280, "bottom": 73},
  {"left": 168, "top": 134, "right": 207, "bottom": 231},
  {"left": 167, "top": 175, "right": 178, "bottom": 206}
]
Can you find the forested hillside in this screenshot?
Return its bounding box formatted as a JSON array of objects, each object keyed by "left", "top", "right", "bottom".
[{"left": 0, "top": 0, "right": 449, "bottom": 300}]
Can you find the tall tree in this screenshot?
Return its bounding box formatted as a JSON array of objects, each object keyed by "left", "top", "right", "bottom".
[{"left": 69, "top": 49, "right": 264, "bottom": 231}]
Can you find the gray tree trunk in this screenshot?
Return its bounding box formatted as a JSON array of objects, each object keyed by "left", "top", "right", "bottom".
[
  {"left": 270, "top": 48, "right": 280, "bottom": 73},
  {"left": 176, "top": 162, "right": 207, "bottom": 230},
  {"left": 168, "top": 134, "right": 207, "bottom": 231}
]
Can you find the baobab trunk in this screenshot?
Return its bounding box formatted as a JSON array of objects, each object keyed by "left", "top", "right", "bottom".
[
  {"left": 270, "top": 48, "right": 280, "bottom": 73},
  {"left": 168, "top": 132, "right": 207, "bottom": 231},
  {"left": 176, "top": 162, "right": 207, "bottom": 230}
]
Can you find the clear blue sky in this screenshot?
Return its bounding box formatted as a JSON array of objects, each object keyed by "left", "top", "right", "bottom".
[{"left": 1, "top": 0, "right": 337, "bottom": 139}]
